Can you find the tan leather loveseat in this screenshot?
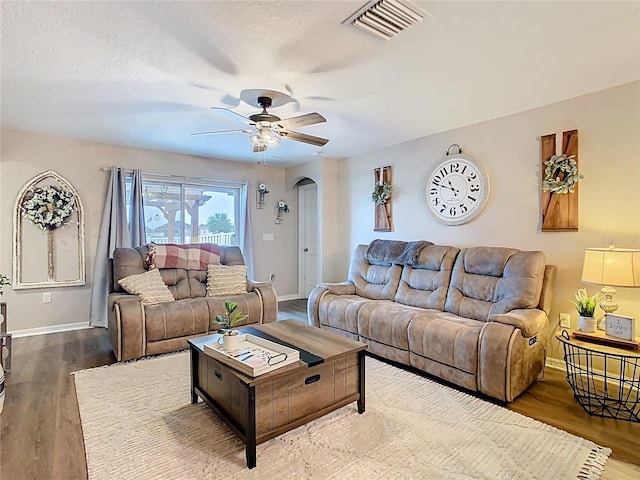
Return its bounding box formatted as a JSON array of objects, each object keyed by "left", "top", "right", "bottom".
[
  {"left": 308, "top": 241, "right": 556, "bottom": 402},
  {"left": 108, "top": 244, "right": 277, "bottom": 361}
]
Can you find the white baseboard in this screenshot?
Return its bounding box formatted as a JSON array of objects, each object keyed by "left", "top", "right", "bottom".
[
  {"left": 278, "top": 294, "right": 303, "bottom": 302},
  {"left": 545, "top": 357, "right": 566, "bottom": 371},
  {"left": 10, "top": 321, "right": 91, "bottom": 338}
]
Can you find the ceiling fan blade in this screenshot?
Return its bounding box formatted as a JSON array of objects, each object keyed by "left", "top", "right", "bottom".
[
  {"left": 276, "top": 112, "right": 326, "bottom": 130},
  {"left": 190, "top": 128, "right": 252, "bottom": 136},
  {"left": 281, "top": 130, "right": 329, "bottom": 146},
  {"left": 253, "top": 145, "right": 267, "bottom": 153},
  {"left": 211, "top": 107, "right": 253, "bottom": 124}
]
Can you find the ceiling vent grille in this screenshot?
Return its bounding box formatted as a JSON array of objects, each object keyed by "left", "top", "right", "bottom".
[{"left": 345, "top": 0, "right": 426, "bottom": 41}]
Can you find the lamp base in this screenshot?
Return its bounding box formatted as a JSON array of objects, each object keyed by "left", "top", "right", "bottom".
[{"left": 597, "top": 285, "right": 617, "bottom": 330}]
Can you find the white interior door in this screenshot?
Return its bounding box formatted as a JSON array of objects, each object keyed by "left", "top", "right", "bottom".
[{"left": 298, "top": 183, "right": 318, "bottom": 298}]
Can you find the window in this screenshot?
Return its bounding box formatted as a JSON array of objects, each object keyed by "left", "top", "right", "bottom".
[{"left": 128, "top": 175, "right": 242, "bottom": 246}]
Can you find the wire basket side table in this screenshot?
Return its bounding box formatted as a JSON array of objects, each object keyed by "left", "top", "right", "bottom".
[
  {"left": 556, "top": 330, "right": 639, "bottom": 423},
  {"left": 0, "top": 303, "right": 11, "bottom": 372}
]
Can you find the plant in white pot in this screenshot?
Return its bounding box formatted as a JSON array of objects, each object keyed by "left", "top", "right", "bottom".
[
  {"left": 213, "top": 301, "right": 248, "bottom": 350},
  {"left": 570, "top": 288, "right": 600, "bottom": 333}
]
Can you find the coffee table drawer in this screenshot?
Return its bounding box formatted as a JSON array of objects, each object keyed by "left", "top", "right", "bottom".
[
  {"left": 288, "top": 360, "right": 336, "bottom": 420},
  {"left": 199, "top": 354, "right": 247, "bottom": 426},
  {"left": 255, "top": 353, "right": 360, "bottom": 437}
]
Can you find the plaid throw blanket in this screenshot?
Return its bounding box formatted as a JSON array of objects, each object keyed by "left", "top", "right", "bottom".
[{"left": 146, "top": 243, "right": 221, "bottom": 270}]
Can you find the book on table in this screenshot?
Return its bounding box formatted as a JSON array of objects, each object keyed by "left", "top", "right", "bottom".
[{"left": 203, "top": 333, "right": 300, "bottom": 376}]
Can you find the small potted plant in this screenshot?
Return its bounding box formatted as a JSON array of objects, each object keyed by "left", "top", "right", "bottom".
[
  {"left": 214, "top": 301, "right": 248, "bottom": 350},
  {"left": 570, "top": 288, "right": 600, "bottom": 333}
]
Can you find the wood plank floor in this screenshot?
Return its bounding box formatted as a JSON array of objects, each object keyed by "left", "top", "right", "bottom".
[{"left": 1, "top": 299, "right": 638, "bottom": 479}]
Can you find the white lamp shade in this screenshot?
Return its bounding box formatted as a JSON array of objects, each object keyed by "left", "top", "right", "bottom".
[{"left": 581, "top": 248, "right": 640, "bottom": 287}]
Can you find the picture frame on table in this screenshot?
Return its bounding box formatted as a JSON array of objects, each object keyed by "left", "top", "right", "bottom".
[{"left": 604, "top": 314, "right": 636, "bottom": 341}]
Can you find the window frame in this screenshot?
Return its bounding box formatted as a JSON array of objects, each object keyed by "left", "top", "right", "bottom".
[{"left": 136, "top": 173, "right": 244, "bottom": 246}]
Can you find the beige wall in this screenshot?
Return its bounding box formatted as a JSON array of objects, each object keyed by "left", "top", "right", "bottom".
[
  {"left": 285, "top": 157, "right": 341, "bottom": 285},
  {"left": 337, "top": 81, "right": 640, "bottom": 360},
  {"left": 0, "top": 131, "right": 299, "bottom": 331}
]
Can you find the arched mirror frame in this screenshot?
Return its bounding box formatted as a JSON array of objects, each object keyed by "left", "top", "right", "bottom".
[{"left": 12, "top": 170, "right": 86, "bottom": 289}]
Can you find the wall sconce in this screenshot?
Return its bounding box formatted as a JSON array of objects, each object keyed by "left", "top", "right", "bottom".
[
  {"left": 256, "top": 182, "right": 269, "bottom": 209},
  {"left": 581, "top": 245, "right": 640, "bottom": 329},
  {"left": 275, "top": 200, "right": 290, "bottom": 224}
]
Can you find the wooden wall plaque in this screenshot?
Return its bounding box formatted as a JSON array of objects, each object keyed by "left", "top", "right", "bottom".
[
  {"left": 541, "top": 129, "right": 579, "bottom": 231},
  {"left": 374, "top": 166, "right": 392, "bottom": 232}
]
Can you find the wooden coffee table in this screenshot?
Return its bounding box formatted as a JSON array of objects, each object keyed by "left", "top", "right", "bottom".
[{"left": 188, "top": 320, "right": 367, "bottom": 468}]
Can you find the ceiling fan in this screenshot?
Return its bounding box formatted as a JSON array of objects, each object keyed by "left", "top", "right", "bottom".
[{"left": 191, "top": 95, "right": 329, "bottom": 153}]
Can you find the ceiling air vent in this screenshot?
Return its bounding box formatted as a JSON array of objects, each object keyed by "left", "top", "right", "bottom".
[{"left": 345, "top": 0, "right": 426, "bottom": 41}]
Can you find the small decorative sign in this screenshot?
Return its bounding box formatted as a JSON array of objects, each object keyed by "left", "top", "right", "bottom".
[{"left": 604, "top": 314, "right": 636, "bottom": 341}]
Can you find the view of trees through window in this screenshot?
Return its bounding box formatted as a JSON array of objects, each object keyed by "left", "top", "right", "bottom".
[{"left": 128, "top": 176, "right": 240, "bottom": 246}]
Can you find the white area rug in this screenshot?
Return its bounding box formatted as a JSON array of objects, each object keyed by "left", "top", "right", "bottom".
[{"left": 73, "top": 353, "right": 610, "bottom": 480}]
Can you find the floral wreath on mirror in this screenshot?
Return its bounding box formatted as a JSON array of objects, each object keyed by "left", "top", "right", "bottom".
[
  {"left": 542, "top": 154, "right": 582, "bottom": 194},
  {"left": 371, "top": 182, "right": 392, "bottom": 205},
  {"left": 21, "top": 185, "right": 76, "bottom": 231}
]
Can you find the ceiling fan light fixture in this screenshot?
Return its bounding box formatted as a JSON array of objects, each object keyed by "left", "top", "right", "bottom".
[{"left": 249, "top": 127, "right": 281, "bottom": 148}]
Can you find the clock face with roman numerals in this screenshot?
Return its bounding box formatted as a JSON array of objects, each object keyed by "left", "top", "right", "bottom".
[{"left": 425, "top": 154, "right": 490, "bottom": 225}]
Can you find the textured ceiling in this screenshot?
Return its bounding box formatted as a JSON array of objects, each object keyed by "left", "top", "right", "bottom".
[{"left": 1, "top": 1, "right": 639, "bottom": 166}]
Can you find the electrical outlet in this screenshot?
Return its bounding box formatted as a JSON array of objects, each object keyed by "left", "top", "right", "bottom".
[
  {"left": 559, "top": 313, "right": 571, "bottom": 328},
  {"left": 43, "top": 292, "right": 52, "bottom": 303}
]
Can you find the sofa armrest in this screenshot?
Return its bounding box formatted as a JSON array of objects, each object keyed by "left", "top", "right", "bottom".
[
  {"left": 307, "top": 282, "right": 356, "bottom": 328},
  {"left": 318, "top": 281, "right": 356, "bottom": 296},
  {"left": 489, "top": 309, "right": 548, "bottom": 338},
  {"left": 247, "top": 280, "right": 277, "bottom": 323},
  {"left": 108, "top": 293, "right": 146, "bottom": 361}
]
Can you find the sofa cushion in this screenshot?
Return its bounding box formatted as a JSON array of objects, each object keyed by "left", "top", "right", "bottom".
[
  {"left": 348, "top": 245, "right": 402, "bottom": 300},
  {"left": 188, "top": 270, "right": 208, "bottom": 298},
  {"left": 444, "top": 247, "right": 546, "bottom": 322},
  {"left": 203, "top": 293, "right": 263, "bottom": 330},
  {"left": 408, "top": 311, "right": 484, "bottom": 375},
  {"left": 394, "top": 245, "right": 459, "bottom": 310},
  {"left": 112, "top": 247, "right": 146, "bottom": 292},
  {"left": 357, "top": 301, "right": 428, "bottom": 351},
  {"left": 317, "top": 294, "right": 373, "bottom": 334},
  {"left": 144, "top": 298, "right": 209, "bottom": 342},
  {"left": 118, "top": 269, "right": 175, "bottom": 305},
  {"left": 206, "top": 265, "right": 247, "bottom": 296},
  {"left": 157, "top": 269, "right": 190, "bottom": 300}
]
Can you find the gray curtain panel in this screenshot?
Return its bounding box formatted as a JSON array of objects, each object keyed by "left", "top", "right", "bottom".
[
  {"left": 129, "top": 169, "right": 145, "bottom": 247},
  {"left": 239, "top": 182, "right": 255, "bottom": 279},
  {"left": 88, "top": 167, "right": 145, "bottom": 328}
]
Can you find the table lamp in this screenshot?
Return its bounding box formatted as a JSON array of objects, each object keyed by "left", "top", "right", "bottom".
[{"left": 581, "top": 246, "right": 640, "bottom": 329}]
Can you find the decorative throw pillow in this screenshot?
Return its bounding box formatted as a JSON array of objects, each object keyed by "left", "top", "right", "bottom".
[
  {"left": 118, "top": 269, "right": 175, "bottom": 304},
  {"left": 206, "top": 265, "right": 247, "bottom": 297}
]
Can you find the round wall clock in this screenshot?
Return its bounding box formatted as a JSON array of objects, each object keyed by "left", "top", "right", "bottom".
[{"left": 425, "top": 154, "right": 490, "bottom": 225}]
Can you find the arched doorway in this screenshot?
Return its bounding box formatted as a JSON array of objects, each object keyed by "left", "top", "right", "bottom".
[{"left": 296, "top": 178, "right": 318, "bottom": 298}]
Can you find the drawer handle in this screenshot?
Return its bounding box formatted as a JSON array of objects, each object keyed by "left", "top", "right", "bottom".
[
  {"left": 305, "top": 374, "right": 321, "bottom": 385},
  {"left": 214, "top": 370, "right": 223, "bottom": 381}
]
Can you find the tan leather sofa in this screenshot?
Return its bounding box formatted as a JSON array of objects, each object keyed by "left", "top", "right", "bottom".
[
  {"left": 308, "top": 242, "right": 557, "bottom": 402},
  {"left": 108, "top": 244, "right": 277, "bottom": 361}
]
